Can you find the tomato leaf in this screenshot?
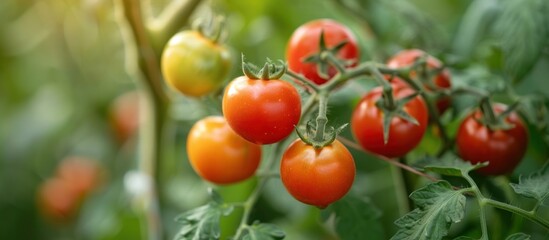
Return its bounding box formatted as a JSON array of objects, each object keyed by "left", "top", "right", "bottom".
[
  {"left": 505, "top": 233, "right": 531, "bottom": 240},
  {"left": 493, "top": 0, "right": 548, "bottom": 82},
  {"left": 321, "top": 194, "right": 384, "bottom": 240},
  {"left": 509, "top": 162, "right": 549, "bottom": 205},
  {"left": 173, "top": 197, "right": 234, "bottom": 240},
  {"left": 238, "top": 222, "right": 285, "bottom": 240},
  {"left": 391, "top": 181, "right": 466, "bottom": 240},
  {"left": 422, "top": 157, "right": 488, "bottom": 177}
]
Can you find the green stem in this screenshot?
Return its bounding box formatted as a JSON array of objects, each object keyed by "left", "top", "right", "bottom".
[
  {"left": 390, "top": 164, "right": 411, "bottom": 215},
  {"left": 480, "top": 97, "right": 499, "bottom": 126},
  {"left": 324, "top": 52, "right": 346, "bottom": 73},
  {"left": 462, "top": 174, "right": 490, "bottom": 239},
  {"left": 285, "top": 70, "right": 320, "bottom": 93},
  {"left": 482, "top": 198, "right": 549, "bottom": 230},
  {"left": 313, "top": 91, "right": 330, "bottom": 142},
  {"left": 233, "top": 142, "right": 287, "bottom": 239}
]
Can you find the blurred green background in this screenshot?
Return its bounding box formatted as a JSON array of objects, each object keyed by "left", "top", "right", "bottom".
[{"left": 1, "top": 0, "right": 548, "bottom": 239}]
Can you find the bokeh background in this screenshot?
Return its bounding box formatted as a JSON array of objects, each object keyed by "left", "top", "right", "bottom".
[{"left": 1, "top": 0, "right": 548, "bottom": 239}]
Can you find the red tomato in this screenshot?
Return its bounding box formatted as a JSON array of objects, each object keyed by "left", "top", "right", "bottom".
[
  {"left": 57, "top": 156, "right": 103, "bottom": 199},
  {"left": 351, "top": 83, "right": 428, "bottom": 158},
  {"left": 280, "top": 139, "right": 355, "bottom": 208},
  {"left": 456, "top": 104, "right": 528, "bottom": 175},
  {"left": 37, "top": 178, "right": 79, "bottom": 223},
  {"left": 286, "top": 19, "right": 359, "bottom": 85},
  {"left": 222, "top": 76, "right": 301, "bottom": 144},
  {"left": 187, "top": 116, "right": 262, "bottom": 184},
  {"left": 110, "top": 91, "right": 140, "bottom": 143},
  {"left": 387, "top": 49, "right": 451, "bottom": 114}
]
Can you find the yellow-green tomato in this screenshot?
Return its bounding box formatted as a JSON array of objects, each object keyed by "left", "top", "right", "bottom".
[{"left": 161, "top": 31, "right": 231, "bottom": 97}]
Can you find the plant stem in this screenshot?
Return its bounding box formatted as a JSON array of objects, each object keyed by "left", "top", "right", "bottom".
[
  {"left": 313, "top": 91, "right": 330, "bottom": 142},
  {"left": 233, "top": 142, "right": 287, "bottom": 239},
  {"left": 462, "top": 174, "right": 490, "bottom": 239},
  {"left": 482, "top": 198, "right": 549, "bottom": 230},
  {"left": 390, "top": 164, "right": 411, "bottom": 215},
  {"left": 285, "top": 70, "right": 320, "bottom": 93}
]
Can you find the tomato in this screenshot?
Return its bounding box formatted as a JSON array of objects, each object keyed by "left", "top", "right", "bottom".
[
  {"left": 57, "top": 156, "right": 102, "bottom": 199},
  {"left": 387, "top": 49, "right": 451, "bottom": 114},
  {"left": 280, "top": 139, "right": 355, "bottom": 208},
  {"left": 456, "top": 104, "right": 528, "bottom": 175},
  {"left": 110, "top": 91, "right": 140, "bottom": 143},
  {"left": 161, "top": 31, "right": 231, "bottom": 97},
  {"left": 351, "top": 83, "right": 428, "bottom": 158},
  {"left": 37, "top": 178, "right": 79, "bottom": 223},
  {"left": 286, "top": 19, "right": 359, "bottom": 85},
  {"left": 222, "top": 76, "right": 301, "bottom": 144},
  {"left": 187, "top": 116, "right": 262, "bottom": 184}
]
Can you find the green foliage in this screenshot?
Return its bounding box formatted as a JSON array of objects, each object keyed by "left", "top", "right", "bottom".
[
  {"left": 493, "top": 0, "right": 549, "bottom": 81},
  {"left": 510, "top": 162, "right": 549, "bottom": 205},
  {"left": 505, "top": 232, "right": 531, "bottom": 240},
  {"left": 174, "top": 191, "right": 234, "bottom": 240},
  {"left": 239, "top": 222, "right": 285, "bottom": 240},
  {"left": 423, "top": 157, "right": 488, "bottom": 177},
  {"left": 321, "top": 194, "right": 384, "bottom": 240},
  {"left": 391, "top": 181, "right": 466, "bottom": 240}
]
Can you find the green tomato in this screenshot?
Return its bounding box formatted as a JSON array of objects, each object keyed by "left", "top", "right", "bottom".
[{"left": 161, "top": 31, "right": 231, "bottom": 97}]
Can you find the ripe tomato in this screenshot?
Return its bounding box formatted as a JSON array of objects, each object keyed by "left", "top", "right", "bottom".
[
  {"left": 222, "top": 76, "right": 301, "bottom": 144},
  {"left": 280, "top": 139, "right": 355, "bottom": 209},
  {"left": 351, "top": 83, "right": 428, "bottom": 158},
  {"left": 286, "top": 19, "right": 359, "bottom": 85},
  {"left": 57, "top": 156, "right": 102, "bottom": 199},
  {"left": 456, "top": 104, "right": 528, "bottom": 175},
  {"left": 110, "top": 91, "right": 140, "bottom": 143},
  {"left": 161, "top": 31, "right": 231, "bottom": 97},
  {"left": 37, "top": 178, "right": 79, "bottom": 223},
  {"left": 387, "top": 49, "right": 451, "bottom": 114},
  {"left": 187, "top": 116, "right": 262, "bottom": 184}
]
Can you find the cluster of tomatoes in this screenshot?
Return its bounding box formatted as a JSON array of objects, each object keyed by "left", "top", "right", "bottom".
[
  {"left": 37, "top": 156, "right": 102, "bottom": 223},
  {"left": 161, "top": 18, "right": 529, "bottom": 208}
]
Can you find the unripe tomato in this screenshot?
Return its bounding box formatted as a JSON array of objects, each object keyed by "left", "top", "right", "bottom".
[
  {"left": 109, "top": 91, "right": 140, "bottom": 143},
  {"left": 286, "top": 19, "right": 359, "bottom": 85},
  {"left": 387, "top": 49, "right": 452, "bottom": 114},
  {"left": 222, "top": 76, "right": 301, "bottom": 144},
  {"left": 351, "top": 83, "right": 428, "bottom": 158},
  {"left": 280, "top": 139, "right": 355, "bottom": 209},
  {"left": 57, "top": 156, "right": 103, "bottom": 199},
  {"left": 456, "top": 104, "right": 528, "bottom": 175},
  {"left": 37, "top": 178, "right": 79, "bottom": 223},
  {"left": 161, "top": 31, "right": 231, "bottom": 97},
  {"left": 187, "top": 116, "right": 262, "bottom": 184}
]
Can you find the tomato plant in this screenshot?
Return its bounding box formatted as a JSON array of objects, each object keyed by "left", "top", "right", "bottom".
[
  {"left": 187, "top": 116, "right": 262, "bottom": 184},
  {"left": 351, "top": 83, "right": 428, "bottom": 158},
  {"left": 161, "top": 30, "right": 231, "bottom": 97},
  {"left": 286, "top": 19, "right": 359, "bottom": 85},
  {"left": 387, "top": 49, "right": 452, "bottom": 114},
  {"left": 456, "top": 104, "right": 528, "bottom": 175},
  {"left": 222, "top": 74, "right": 301, "bottom": 144},
  {"left": 280, "top": 139, "right": 355, "bottom": 209}
]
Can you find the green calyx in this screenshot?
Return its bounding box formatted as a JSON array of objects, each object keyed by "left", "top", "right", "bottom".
[
  {"left": 296, "top": 120, "right": 348, "bottom": 149},
  {"left": 376, "top": 90, "right": 422, "bottom": 144},
  {"left": 477, "top": 98, "right": 519, "bottom": 131},
  {"left": 241, "top": 54, "right": 286, "bottom": 80},
  {"left": 192, "top": 13, "right": 226, "bottom": 44},
  {"left": 302, "top": 30, "right": 352, "bottom": 79}
]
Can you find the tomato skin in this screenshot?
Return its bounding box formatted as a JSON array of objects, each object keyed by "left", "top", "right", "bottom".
[
  {"left": 280, "top": 139, "right": 355, "bottom": 209},
  {"left": 387, "top": 49, "right": 451, "bottom": 114},
  {"left": 222, "top": 76, "right": 301, "bottom": 144},
  {"left": 110, "top": 91, "right": 140, "bottom": 143},
  {"left": 37, "top": 178, "right": 79, "bottom": 223},
  {"left": 187, "top": 116, "right": 262, "bottom": 184},
  {"left": 286, "top": 19, "right": 359, "bottom": 85},
  {"left": 57, "top": 157, "right": 102, "bottom": 199},
  {"left": 161, "top": 31, "right": 231, "bottom": 97},
  {"left": 351, "top": 84, "right": 428, "bottom": 158},
  {"left": 456, "top": 105, "right": 528, "bottom": 175}
]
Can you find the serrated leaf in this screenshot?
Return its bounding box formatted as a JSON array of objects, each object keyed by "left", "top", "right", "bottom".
[
  {"left": 321, "top": 195, "right": 384, "bottom": 240},
  {"left": 174, "top": 201, "right": 234, "bottom": 240},
  {"left": 423, "top": 157, "right": 488, "bottom": 177},
  {"left": 391, "top": 181, "right": 466, "bottom": 240},
  {"left": 493, "top": 0, "right": 548, "bottom": 81},
  {"left": 510, "top": 162, "right": 549, "bottom": 205},
  {"left": 506, "top": 232, "right": 531, "bottom": 240},
  {"left": 240, "top": 222, "right": 285, "bottom": 240}
]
